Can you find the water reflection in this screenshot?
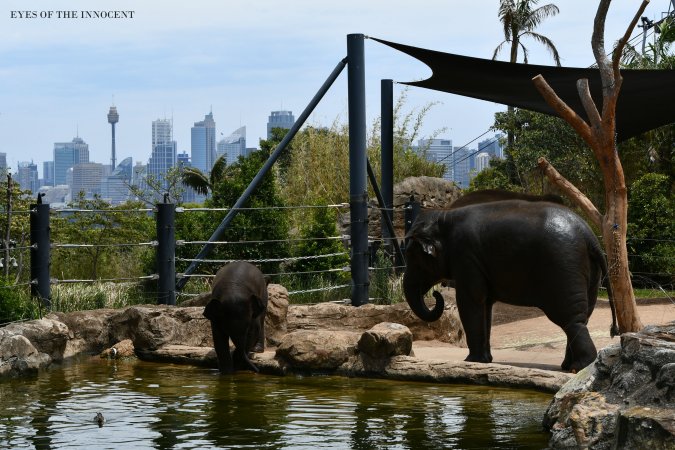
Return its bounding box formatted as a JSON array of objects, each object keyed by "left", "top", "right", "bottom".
[{"left": 0, "top": 358, "right": 551, "bottom": 449}]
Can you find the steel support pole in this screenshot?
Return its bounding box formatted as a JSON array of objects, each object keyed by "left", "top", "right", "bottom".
[
  {"left": 347, "top": 33, "right": 369, "bottom": 306},
  {"left": 380, "top": 79, "right": 394, "bottom": 253},
  {"left": 30, "top": 203, "right": 50, "bottom": 309},
  {"left": 156, "top": 202, "right": 176, "bottom": 305},
  {"left": 176, "top": 57, "right": 348, "bottom": 291}
]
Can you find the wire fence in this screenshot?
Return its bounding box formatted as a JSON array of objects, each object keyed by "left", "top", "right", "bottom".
[{"left": 0, "top": 200, "right": 672, "bottom": 325}]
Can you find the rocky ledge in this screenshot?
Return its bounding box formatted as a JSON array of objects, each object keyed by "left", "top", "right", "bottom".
[
  {"left": 543, "top": 322, "right": 675, "bottom": 449},
  {"left": 0, "top": 284, "right": 568, "bottom": 392}
]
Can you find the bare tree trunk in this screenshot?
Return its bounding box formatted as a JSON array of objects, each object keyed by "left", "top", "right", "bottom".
[{"left": 531, "top": 0, "right": 649, "bottom": 333}]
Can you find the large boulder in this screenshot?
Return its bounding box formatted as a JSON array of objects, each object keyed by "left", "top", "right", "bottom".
[
  {"left": 287, "top": 298, "right": 464, "bottom": 345},
  {"left": 265, "top": 284, "right": 289, "bottom": 346},
  {"left": 544, "top": 322, "right": 675, "bottom": 449},
  {"left": 276, "top": 330, "right": 361, "bottom": 370},
  {"left": 109, "top": 305, "right": 212, "bottom": 350},
  {"left": 48, "top": 309, "right": 118, "bottom": 356},
  {"left": 358, "top": 322, "right": 413, "bottom": 359}
]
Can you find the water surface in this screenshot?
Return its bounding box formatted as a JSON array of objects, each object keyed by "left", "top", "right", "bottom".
[{"left": 0, "top": 357, "right": 552, "bottom": 449}]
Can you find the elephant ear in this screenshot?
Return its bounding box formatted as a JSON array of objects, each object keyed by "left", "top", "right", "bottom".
[{"left": 406, "top": 220, "right": 443, "bottom": 258}]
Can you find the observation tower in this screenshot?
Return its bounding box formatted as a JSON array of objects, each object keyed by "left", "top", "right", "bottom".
[{"left": 107, "top": 105, "right": 119, "bottom": 170}]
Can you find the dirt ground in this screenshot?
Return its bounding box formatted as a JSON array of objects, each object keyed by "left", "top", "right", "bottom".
[{"left": 413, "top": 298, "right": 675, "bottom": 372}]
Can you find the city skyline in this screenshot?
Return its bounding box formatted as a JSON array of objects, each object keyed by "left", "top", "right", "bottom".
[{"left": 1, "top": 1, "right": 668, "bottom": 175}]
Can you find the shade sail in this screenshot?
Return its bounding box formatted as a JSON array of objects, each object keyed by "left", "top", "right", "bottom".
[{"left": 371, "top": 37, "right": 675, "bottom": 142}]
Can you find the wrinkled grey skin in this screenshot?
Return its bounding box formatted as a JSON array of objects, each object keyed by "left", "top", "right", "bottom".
[
  {"left": 203, "top": 261, "right": 268, "bottom": 373},
  {"left": 403, "top": 199, "right": 618, "bottom": 372}
]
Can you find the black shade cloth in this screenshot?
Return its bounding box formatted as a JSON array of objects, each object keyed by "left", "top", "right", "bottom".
[{"left": 372, "top": 37, "right": 675, "bottom": 142}]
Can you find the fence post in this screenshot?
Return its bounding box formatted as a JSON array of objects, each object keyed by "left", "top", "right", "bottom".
[
  {"left": 156, "top": 201, "right": 176, "bottom": 305},
  {"left": 30, "top": 202, "right": 51, "bottom": 308},
  {"left": 348, "top": 33, "right": 369, "bottom": 307},
  {"left": 380, "top": 79, "right": 394, "bottom": 254}
]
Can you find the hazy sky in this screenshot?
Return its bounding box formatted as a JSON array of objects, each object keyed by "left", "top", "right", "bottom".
[{"left": 1, "top": 0, "right": 669, "bottom": 176}]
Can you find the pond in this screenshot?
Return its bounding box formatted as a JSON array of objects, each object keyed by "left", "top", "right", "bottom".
[{"left": 0, "top": 357, "right": 552, "bottom": 449}]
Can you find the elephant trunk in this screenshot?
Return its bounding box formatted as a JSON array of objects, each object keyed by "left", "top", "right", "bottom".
[{"left": 403, "top": 274, "right": 445, "bottom": 322}]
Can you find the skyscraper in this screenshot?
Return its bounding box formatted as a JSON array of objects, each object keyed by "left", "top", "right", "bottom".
[
  {"left": 71, "top": 163, "right": 104, "bottom": 198},
  {"left": 101, "top": 156, "right": 132, "bottom": 205},
  {"left": 152, "top": 119, "right": 172, "bottom": 149},
  {"left": 0, "top": 153, "right": 7, "bottom": 176},
  {"left": 107, "top": 105, "right": 119, "bottom": 170},
  {"left": 17, "top": 161, "right": 39, "bottom": 193},
  {"left": 43, "top": 161, "right": 54, "bottom": 186},
  {"left": 217, "top": 126, "right": 246, "bottom": 165},
  {"left": 54, "top": 136, "right": 89, "bottom": 186},
  {"left": 267, "top": 110, "right": 294, "bottom": 139},
  {"left": 417, "top": 139, "right": 453, "bottom": 182},
  {"left": 191, "top": 112, "right": 216, "bottom": 173}
]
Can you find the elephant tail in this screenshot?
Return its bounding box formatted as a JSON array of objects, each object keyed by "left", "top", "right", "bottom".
[{"left": 593, "top": 242, "right": 620, "bottom": 337}]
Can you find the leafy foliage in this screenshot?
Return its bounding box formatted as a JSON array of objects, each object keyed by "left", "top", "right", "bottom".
[
  {"left": 627, "top": 173, "right": 675, "bottom": 288},
  {"left": 51, "top": 194, "right": 155, "bottom": 281}
]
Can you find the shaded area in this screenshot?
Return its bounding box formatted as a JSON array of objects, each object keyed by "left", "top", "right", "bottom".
[{"left": 371, "top": 37, "right": 675, "bottom": 142}]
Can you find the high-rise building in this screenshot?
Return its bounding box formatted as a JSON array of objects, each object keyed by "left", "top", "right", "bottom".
[
  {"left": 217, "top": 126, "right": 246, "bottom": 165},
  {"left": 54, "top": 136, "right": 89, "bottom": 186},
  {"left": 148, "top": 141, "right": 177, "bottom": 191},
  {"left": 452, "top": 146, "right": 473, "bottom": 188},
  {"left": 267, "top": 110, "right": 294, "bottom": 139},
  {"left": 475, "top": 152, "right": 491, "bottom": 173},
  {"left": 108, "top": 105, "right": 119, "bottom": 170},
  {"left": 71, "top": 162, "right": 103, "bottom": 198},
  {"left": 0, "top": 153, "right": 7, "bottom": 176},
  {"left": 43, "top": 161, "right": 54, "bottom": 186},
  {"left": 477, "top": 135, "right": 504, "bottom": 159},
  {"left": 191, "top": 112, "right": 216, "bottom": 173},
  {"left": 17, "top": 161, "right": 39, "bottom": 193},
  {"left": 152, "top": 119, "right": 172, "bottom": 149},
  {"left": 417, "top": 139, "right": 453, "bottom": 182},
  {"left": 101, "top": 156, "right": 132, "bottom": 205}
]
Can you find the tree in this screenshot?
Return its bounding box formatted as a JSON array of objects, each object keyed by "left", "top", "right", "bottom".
[
  {"left": 180, "top": 154, "right": 227, "bottom": 197},
  {"left": 533, "top": 0, "right": 652, "bottom": 332},
  {"left": 493, "top": 0, "right": 562, "bottom": 183},
  {"left": 51, "top": 194, "right": 154, "bottom": 281},
  {"left": 493, "top": 0, "right": 562, "bottom": 65}
]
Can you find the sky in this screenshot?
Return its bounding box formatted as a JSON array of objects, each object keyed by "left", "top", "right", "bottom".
[{"left": 0, "top": 0, "right": 670, "bottom": 178}]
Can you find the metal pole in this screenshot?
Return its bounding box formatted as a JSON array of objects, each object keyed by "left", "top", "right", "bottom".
[
  {"left": 156, "top": 202, "right": 176, "bottom": 305},
  {"left": 380, "top": 79, "right": 394, "bottom": 254},
  {"left": 347, "top": 33, "right": 369, "bottom": 306},
  {"left": 30, "top": 202, "right": 50, "bottom": 309},
  {"left": 176, "top": 57, "right": 348, "bottom": 291},
  {"left": 366, "top": 159, "right": 404, "bottom": 267}
]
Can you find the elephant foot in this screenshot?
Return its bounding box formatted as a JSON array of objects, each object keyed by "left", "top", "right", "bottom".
[
  {"left": 464, "top": 353, "right": 492, "bottom": 364},
  {"left": 233, "top": 349, "right": 260, "bottom": 373},
  {"left": 251, "top": 343, "right": 265, "bottom": 353}
]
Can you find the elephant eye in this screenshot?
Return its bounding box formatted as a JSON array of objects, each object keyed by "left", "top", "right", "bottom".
[{"left": 422, "top": 243, "right": 436, "bottom": 257}]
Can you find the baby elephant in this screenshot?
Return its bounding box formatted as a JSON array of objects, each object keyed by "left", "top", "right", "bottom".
[{"left": 203, "top": 261, "right": 268, "bottom": 373}]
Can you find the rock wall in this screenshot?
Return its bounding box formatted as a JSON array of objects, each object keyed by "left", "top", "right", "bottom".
[{"left": 544, "top": 322, "right": 675, "bottom": 449}]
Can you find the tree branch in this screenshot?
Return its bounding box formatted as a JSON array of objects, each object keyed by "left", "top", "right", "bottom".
[
  {"left": 577, "top": 78, "right": 602, "bottom": 130},
  {"left": 537, "top": 157, "right": 603, "bottom": 228},
  {"left": 612, "top": 0, "right": 650, "bottom": 75},
  {"left": 532, "top": 75, "right": 596, "bottom": 147}
]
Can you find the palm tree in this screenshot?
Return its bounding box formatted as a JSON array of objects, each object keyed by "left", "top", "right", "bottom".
[
  {"left": 180, "top": 154, "right": 227, "bottom": 196},
  {"left": 493, "top": 0, "right": 562, "bottom": 65},
  {"left": 493, "top": 0, "right": 562, "bottom": 184}
]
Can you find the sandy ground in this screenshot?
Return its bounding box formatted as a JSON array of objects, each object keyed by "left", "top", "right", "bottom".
[{"left": 413, "top": 299, "right": 675, "bottom": 372}]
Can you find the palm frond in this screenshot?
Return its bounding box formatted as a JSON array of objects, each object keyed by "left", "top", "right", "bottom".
[
  {"left": 493, "top": 40, "right": 509, "bottom": 60},
  {"left": 524, "top": 4, "right": 560, "bottom": 31},
  {"left": 180, "top": 168, "right": 211, "bottom": 196},
  {"left": 526, "top": 31, "right": 561, "bottom": 66},
  {"left": 210, "top": 154, "right": 228, "bottom": 184}
]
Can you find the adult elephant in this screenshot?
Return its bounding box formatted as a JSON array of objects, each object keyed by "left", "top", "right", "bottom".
[
  {"left": 403, "top": 198, "right": 618, "bottom": 372},
  {"left": 204, "top": 261, "right": 268, "bottom": 373}
]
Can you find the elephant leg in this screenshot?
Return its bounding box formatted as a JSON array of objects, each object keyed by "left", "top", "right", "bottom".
[
  {"left": 484, "top": 300, "right": 494, "bottom": 363},
  {"left": 231, "top": 328, "right": 260, "bottom": 373},
  {"left": 210, "top": 320, "right": 233, "bottom": 374},
  {"left": 247, "top": 313, "right": 265, "bottom": 354},
  {"left": 561, "top": 321, "right": 597, "bottom": 372},
  {"left": 456, "top": 289, "right": 492, "bottom": 363}
]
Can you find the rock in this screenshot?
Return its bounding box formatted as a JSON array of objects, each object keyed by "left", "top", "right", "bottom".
[
  {"left": 179, "top": 291, "right": 211, "bottom": 307},
  {"left": 2, "top": 318, "right": 70, "bottom": 361},
  {"left": 276, "top": 330, "right": 361, "bottom": 370},
  {"left": 0, "top": 333, "right": 51, "bottom": 377},
  {"left": 100, "top": 339, "right": 135, "bottom": 359},
  {"left": 358, "top": 322, "right": 413, "bottom": 359},
  {"left": 544, "top": 321, "right": 675, "bottom": 449},
  {"left": 47, "top": 309, "right": 118, "bottom": 354},
  {"left": 288, "top": 300, "right": 464, "bottom": 345},
  {"left": 109, "top": 305, "right": 212, "bottom": 350},
  {"left": 265, "top": 284, "right": 289, "bottom": 346}
]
